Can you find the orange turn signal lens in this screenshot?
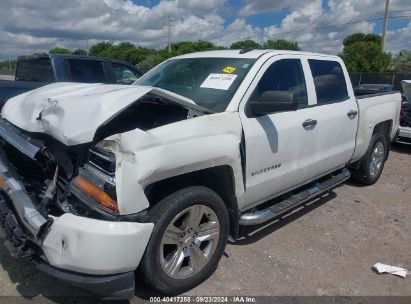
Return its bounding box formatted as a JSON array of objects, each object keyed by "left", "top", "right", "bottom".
[{"left": 73, "top": 176, "right": 118, "bottom": 212}]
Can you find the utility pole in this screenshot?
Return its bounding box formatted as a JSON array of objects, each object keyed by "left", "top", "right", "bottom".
[
  {"left": 86, "top": 34, "right": 89, "bottom": 56},
  {"left": 167, "top": 16, "right": 173, "bottom": 53},
  {"left": 381, "top": 0, "right": 390, "bottom": 51},
  {"left": 8, "top": 58, "right": 11, "bottom": 71}
]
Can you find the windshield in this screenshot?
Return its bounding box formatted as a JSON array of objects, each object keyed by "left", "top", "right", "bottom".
[{"left": 134, "top": 58, "right": 256, "bottom": 112}]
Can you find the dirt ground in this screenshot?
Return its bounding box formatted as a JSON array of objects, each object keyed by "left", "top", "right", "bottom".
[{"left": 0, "top": 143, "right": 410, "bottom": 303}]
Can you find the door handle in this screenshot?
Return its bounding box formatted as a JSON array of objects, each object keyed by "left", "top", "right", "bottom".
[
  {"left": 302, "top": 119, "right": 317, "bottom": 128},
  {"left": 347, "top": 110, "right": 358, "bottom": 118}
]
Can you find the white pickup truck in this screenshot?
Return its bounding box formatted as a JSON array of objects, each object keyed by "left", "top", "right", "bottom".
[{"left": 0, "top": 50, "right": 401, "bottom": 299}]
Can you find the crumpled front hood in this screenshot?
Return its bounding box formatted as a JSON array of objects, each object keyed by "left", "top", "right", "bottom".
[{"left": 1, "top": 82, "right": 209, "bottom": 146}]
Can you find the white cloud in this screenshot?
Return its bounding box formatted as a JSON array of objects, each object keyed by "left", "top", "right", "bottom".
[
  {"left": 386, "top": 21, "right": 411, "bottom": 53},
  {"left": 212, "top": 18, "right": 262, "bottom": 47},
  {"left": 259, "top": 0, "right": 407, "bottom": 54},
  {"left": 239, "top": 0, "right": 301, "bottom": 17},
  {"left": 239, "top": 0, "right": 411, "bottom": 54}
]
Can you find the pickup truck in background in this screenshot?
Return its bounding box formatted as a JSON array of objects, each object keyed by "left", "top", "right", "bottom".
[
  {"left": 0, "top": 53, "right": 142, "bottom": 108},
  {"left": 353, "top": 83, "right": 394, "bottom": 96},
  {"left": 0, "top": 50, "right": 401, "bottom": 299}
]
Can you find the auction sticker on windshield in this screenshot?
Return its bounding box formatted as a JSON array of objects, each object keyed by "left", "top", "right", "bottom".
[
  {"left": 200, "top": 73, "right": 238, "bottom": 90},
  {"left": 222, "top": 66, "right": 236, "bottom": 73}
]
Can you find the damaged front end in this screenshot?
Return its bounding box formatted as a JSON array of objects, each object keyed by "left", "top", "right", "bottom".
[
  {"left": 0, "top": 116, "right": 113, "bottom": 227},
  {"left": 0, "top": 83, "right": 211, "bottom": 218},
  {"left": 0, "top": 82, "right": 215, "bottom": 299},
  {"left": 0, "top": 118, "right": 151, "bottom": 300}
]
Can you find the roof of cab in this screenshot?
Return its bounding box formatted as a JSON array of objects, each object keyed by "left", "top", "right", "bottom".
[
  {"left": 173, "top": 49, "right": 340, "bottom": 60},
  {"left": 17, "top": 53, "right": 138, "bottom": 66}
]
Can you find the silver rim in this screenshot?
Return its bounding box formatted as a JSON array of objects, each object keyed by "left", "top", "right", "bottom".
[
  {"left": 370, "top": 141, "right": 385, "bottom": 178},
  {"left": 160, "top": 205, "right": 220, "bottom": 279}
]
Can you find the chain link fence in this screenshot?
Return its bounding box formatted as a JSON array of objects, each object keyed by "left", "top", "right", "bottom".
[
  {"left": 0, "top": 68, "right": 14, "bottom": 75},
  {"left": 349, "top": 72, "right": 411, "bottom": 92},
  {"left": 0, "top": 68, "right": 15, "bottom": 80}
]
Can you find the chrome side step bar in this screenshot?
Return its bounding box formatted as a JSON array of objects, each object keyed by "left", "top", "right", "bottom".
[{"left": 239, "top": 168, "right": 351, "bottom": 226}]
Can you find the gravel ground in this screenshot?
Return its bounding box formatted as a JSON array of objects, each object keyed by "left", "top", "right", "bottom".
[{"left": 0, "top": 143, "right": 410, "bottom": 303}]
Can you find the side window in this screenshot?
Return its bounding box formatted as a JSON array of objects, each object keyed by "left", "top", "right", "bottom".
[
  {"left": 308, "top": 59, "right": 349, "bottom": 104},
  {"left": 67, "top": 59, "right": 106, "bottom": 83},
  {"left": 252, "top": 59, "right": 308, "bottom": 107},
  {"left": 112, "top": 63, "right": 141, "bottom": 85}
]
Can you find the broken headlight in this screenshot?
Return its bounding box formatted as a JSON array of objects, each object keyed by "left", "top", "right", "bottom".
[{"left": 71, "top": 149, "right": 118, "bottom": 212}]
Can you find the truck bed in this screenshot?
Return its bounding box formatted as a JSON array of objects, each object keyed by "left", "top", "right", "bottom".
[{"left": 352, "top": 91, "right": 401, "bottom": 161}]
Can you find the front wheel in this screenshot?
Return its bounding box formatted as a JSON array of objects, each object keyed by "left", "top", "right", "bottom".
[
  {"left": 139, "top": 186, "right": 229, "bottom": 295},
  {"left": 350, "top": 133, "right": 388, "bottom": 185}
]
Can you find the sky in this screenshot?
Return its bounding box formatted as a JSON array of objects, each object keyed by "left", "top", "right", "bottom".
[{"left": 1, "top": 0, "right": 411, "bottom": 60}]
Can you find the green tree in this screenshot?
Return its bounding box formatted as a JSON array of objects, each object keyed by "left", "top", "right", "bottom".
[
  {"left": 193, "top": 40, "right": 217, "bottom": 51},
  {"left": 105, "top": 42, "right": 135, "bottom": 62},
  {"left": 137, "top": 54, "right": 165, "bottom": 72},
  {"left": 230, "top": 40, "right": 261, "bottom": 49},
  {"left": 264, "top": 39, "right": 301, "bottom": 50},
  {"left": 45, "top": 39, "right": 227, "bottom": 72},
  {"left": 165, "top": 40, "right": 220, "bottom": 56},
  {"left": 128, "top": 47, "right": 156, "bottom": 65},
  {"left": 49, "top": 47, "right": 72, "bottom": 54},
  {"left": 339, "top": 33, "right": 391, "bottom": 72},
  {"left": 393, "top": 50, "right": 411, "bottom": 73},
  {"left": 73, "top": 49, "right": 87, "bottom": 55},
  {"left": 89, "top": 42, "right": 113, "bottom": 57},
  {"left": 343, "top": 33, "right": 381, "bottom": 47},
  {"left": 169, "top": 41, "right": 196, "bottom": 55}
]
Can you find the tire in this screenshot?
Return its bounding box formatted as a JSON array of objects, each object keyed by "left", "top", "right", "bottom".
[
  {"left": 139, "top": 186, "right": 229, "bottom": 295},
  {"left": 350, "top": 133, "right": 388, "bottom": 185}
]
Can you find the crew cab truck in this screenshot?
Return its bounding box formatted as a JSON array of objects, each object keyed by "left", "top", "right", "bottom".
[
  {"left": 0, "top": 50, "right": 401, "bottom": 299},
  {"left": 0, "top": 53, "right": 142, "bottom": 108}
]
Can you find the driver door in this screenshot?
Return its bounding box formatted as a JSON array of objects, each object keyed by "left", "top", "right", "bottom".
[{"left": 239, "top": 55, "right": 320, "bottom": 208}]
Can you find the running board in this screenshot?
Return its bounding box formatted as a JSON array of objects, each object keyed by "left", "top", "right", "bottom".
[{"left": 239, "top": 168, "right": 351, "bottom": 226}]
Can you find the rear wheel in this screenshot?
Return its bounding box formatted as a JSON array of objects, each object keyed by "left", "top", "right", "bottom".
[
  {"left": 139, "top": 186, "right": 229, "bottom": 295},
  {"left": 350, "top": 133, "right": 388, "bottom": 185}
]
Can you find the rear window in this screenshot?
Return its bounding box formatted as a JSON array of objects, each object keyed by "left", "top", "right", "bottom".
[
  {"left": 15, "top": 59, "right": 54, "bottom": 82},
  {"left": 67, "top": 59, "right": 106, "bottom": 83},
  {"left": 308, "top": 59, "right": 349, "bottom": 104}
]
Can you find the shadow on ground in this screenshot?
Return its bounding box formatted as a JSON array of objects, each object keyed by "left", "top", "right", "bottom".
[
  {"left": 391, "top": 142, "right": 411, "bottom": 155},
  {"left": 234, "top": 191, "right": 337, "bottom": 246}
]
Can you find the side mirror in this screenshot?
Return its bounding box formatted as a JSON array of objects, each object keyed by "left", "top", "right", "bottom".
[{"left": 249, "top": 91, "right": 298, "bottom": 116}]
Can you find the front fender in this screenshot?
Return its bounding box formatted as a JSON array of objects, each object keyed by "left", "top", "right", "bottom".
[{"left": 107, "top": 112, "right": 245, "bottom": 215}]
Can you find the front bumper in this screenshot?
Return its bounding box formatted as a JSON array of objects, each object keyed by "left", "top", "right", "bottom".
[
  {"left": 34, "top": 258, "right": 136, "bottom": 299},
  {"left": 0, "top": 149, "right": 153, "bottom": 299}
]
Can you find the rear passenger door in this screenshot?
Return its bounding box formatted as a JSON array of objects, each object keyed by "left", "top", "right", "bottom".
[
  {"left": 66, "top": 59, "right": 108, "bottom": 83},
  {"left": 302, "top": 57, "right": 358, "bottom": 178}
]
